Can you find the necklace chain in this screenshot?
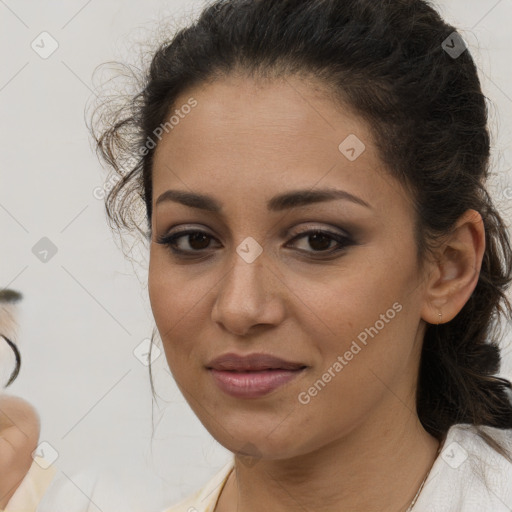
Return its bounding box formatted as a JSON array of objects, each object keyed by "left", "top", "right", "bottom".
[
  {"left": 404, "top": 440, "right": 443, "bottom": 512},
  {"left": 225, "top": 439, "right": 445, "bottom": 512}
]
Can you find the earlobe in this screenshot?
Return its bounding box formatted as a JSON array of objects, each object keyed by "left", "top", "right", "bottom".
[{"left": 421, "top": 209, "right": 485, "bottom": 325}]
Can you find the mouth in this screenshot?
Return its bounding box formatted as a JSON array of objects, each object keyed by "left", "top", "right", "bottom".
[
  {"left": 206, "top": 353, "right": 308, "bottom": 398},
  {"left": 206, "top": 352, "right": 307, "bottom": 372},
  {"left": 208, "top": 368, "right": 307, "bottom": 398}
]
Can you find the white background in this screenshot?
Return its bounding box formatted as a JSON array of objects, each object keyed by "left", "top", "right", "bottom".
[{"left": 1, "top": 1, "right": 512, "bottom": 510}]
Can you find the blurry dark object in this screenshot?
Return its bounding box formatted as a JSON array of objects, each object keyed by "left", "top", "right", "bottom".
[{"left": 0, "top": 289, "right": 23, "bottom": 387}]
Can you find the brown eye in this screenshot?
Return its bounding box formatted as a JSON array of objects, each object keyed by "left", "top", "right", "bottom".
[
  {"left": 155, "top": 227, "right": 354, "bottom": 259},
  {"left": 286, "top": 229, "right": 354, "bottom": 255},
  {"left": 156, "top": 230, "right": 218, "bottom": 254}
]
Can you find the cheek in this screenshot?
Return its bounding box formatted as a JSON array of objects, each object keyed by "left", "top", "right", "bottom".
[
  {"left": 291, "top": 259, "right": 408, "bottom": 347},
  {"left": 148, "top": 248, "right": 196, "bottom": 327},
  {"left": 297, "top": 283, "right": 407, "bottom": 393},
  {"left": 292, "top": 243, "right": 419, "bottom": 392},
  {"left": 148, "top": 252, "right": 192, "bottom": 362},
  {"left": 289, "top": 294, "right": 415, "bottom": 453},
  {"left": 147, "top": 250, "right": 216, "bottom": 383}
]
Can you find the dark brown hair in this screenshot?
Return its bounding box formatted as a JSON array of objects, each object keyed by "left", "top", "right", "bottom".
[
  {"left": 0, "top": 289, "right": 23, "bottom": 387},
  {"left": 89, "top": 0, "right": 512, "bottom": 460}
]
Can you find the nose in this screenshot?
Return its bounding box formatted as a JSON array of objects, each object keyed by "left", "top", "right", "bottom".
[{"left": 210, "top": 254, "right": 286, "bottom": 337}]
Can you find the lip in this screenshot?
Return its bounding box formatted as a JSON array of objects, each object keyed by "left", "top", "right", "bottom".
[
  {"left": 206, "top": 352, "right": 307, "bottom": 371},
  {"left": 209, "top": 368, "right": 306, "bottom": 398},
  {"left": 206, "top": 353, "right": 308, "bottom": 398}
]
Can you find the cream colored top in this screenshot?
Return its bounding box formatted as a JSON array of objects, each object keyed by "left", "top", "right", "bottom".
[
  {"left": 2, "top": 459, "right": 58, "bottom": 512},
  {"left": 162, "top": 424, "right": 512, "bottom": 512},
  {"left": 3, "top": 424, "right": 512, "bottom": 512}
]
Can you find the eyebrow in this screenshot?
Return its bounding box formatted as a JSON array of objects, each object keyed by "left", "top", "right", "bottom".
[{"left": 155, "top": 187, "right": 372, "bottom": 212}]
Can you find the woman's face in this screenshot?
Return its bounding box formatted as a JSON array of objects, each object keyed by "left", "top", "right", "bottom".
[{"left": 148, "top": 75, "right": 432, "bottom": 460}]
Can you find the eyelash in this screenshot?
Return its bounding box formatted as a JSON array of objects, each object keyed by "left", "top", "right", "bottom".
[{"left": 155, "top": 227, "right": 354, "bottom": 259}]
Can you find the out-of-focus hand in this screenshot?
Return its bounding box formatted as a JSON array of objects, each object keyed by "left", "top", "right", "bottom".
[{"left": 0, "top": 395, "right": 40, "bottom": 509}]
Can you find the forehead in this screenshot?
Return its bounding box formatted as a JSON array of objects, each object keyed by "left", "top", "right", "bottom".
[
  {"left": 160, "top": 74, "right": 364, "bottom": 148},
  {"left": 151, "top": 74, "right": 410, "bottom": 216}
]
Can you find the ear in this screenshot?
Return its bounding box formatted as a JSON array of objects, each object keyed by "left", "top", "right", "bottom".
[{"left": 421, "top": 209, "right": 486, "bottom": 324}]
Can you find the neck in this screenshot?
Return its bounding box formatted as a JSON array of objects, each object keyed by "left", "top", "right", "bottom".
[{"left": 216, "top": 410, "right": 441, "bottom": 512}]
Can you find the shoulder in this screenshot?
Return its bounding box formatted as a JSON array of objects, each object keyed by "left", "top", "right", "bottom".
[
  {"left": 414, "top": 424, "right": 512, "bottom": 512},
  {"left": 2, "top": 459, "right": 58, "bottom": 512},
  {"left": 0, "top": 395, "right": 40, "bottom": 468},
  {"left": 0, "top": 396, "right": 41, "bottom": 509},
  {"left": 161, "top": 459, "right": 234, "bottom": 512},
  {"left": 0, "top": 395, "right": 40, "bottom": 445}
]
